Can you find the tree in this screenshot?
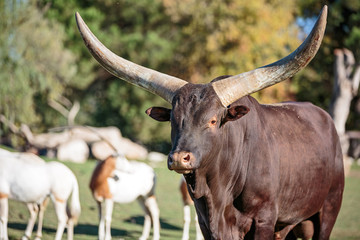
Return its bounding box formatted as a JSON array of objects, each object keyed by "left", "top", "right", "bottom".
[
  {"left": 330, "top": 48, "right": 360, "bottom": 136},
  {"left": 0, "top": 1, "right": 77, "bottom": 146},
  {"left": 329, "top": 48, "right": 360, "bottom": 170},
  {"left": 295, "top": 0, "right": 360, "bottom": 129}
]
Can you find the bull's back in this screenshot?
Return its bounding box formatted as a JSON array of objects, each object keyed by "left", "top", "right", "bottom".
[
  {"left": 262, "top": 101, "right": 340, "bottom": 159},
  {"left": 261, "top": 102, "right": 343, "bottom": 222}
]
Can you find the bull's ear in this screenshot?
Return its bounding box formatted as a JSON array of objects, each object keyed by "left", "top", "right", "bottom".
[
  {"left": 146, "top": 107, "right": 171, "bottom": 122},
  {"left": 222, "top": 105, "right": 249, "bottom": 125}
]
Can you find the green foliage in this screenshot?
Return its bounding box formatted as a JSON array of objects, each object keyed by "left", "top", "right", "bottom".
[
  {"left": 0, "top": 1, "right": 77, "bottom": 135},
  {"left": 163, "top": 0, "right": 300, "bottom": 84}
]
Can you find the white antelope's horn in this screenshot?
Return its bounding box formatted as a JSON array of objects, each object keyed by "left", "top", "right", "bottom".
[
  {"left": 212, "top": 5, "right": 328, "bottom": 107},
  {"left": 75, "top": 12, "right": 187, "bottom": 103}
]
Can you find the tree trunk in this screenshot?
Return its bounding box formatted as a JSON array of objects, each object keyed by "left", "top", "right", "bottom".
[{"left": 329, "top": 48, "right": 360, "bottom": 175}]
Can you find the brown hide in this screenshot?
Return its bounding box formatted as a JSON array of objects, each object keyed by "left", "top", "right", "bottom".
[{"left": 89, "top": 156, "right": 116, "bottom": 201}]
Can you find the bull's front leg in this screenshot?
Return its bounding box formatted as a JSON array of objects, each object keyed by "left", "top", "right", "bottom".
[
  {"left": 223, "top": 205, "right": 253, "bottom": 240},
  {"left": 252, "top": 218, "right": 277, "bottom": 239},
  {"left": 251, "top": 207, "right": 278, "bottom": 240}
]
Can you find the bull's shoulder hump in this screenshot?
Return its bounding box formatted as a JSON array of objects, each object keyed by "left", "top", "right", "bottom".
[
  {"left": 261, "top": 101, "right": 325, "bottom": 114},
  {"left": 262, "top": 101, "right": 314, "bottom": 108},
  {"left": 260, "top": 101, "right": 333, "bottom": 127}
]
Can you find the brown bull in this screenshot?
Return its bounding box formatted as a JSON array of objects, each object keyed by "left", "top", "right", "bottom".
[{"left": 76, "top": 5, "right": 344, "bottom": 240}]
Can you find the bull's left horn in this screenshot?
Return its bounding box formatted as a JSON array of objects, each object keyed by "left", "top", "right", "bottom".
[
  {"left": 212, "top": 5, "right": 328, "bottom": 107},
  {"left": 75, "top": 12, "right": 187, "bottom": 103}
]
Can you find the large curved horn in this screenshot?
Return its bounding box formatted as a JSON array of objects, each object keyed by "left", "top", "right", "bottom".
[
  {"left": 212, "top": 5, "right": 328, "bottom": 107},
  {"left": 75, "top": 13, "right": 187, "bottom": 103}
]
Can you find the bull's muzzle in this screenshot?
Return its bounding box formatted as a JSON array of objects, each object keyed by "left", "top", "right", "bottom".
[{"left": 168, "top": 151, "right": 195, "bottom": 174}]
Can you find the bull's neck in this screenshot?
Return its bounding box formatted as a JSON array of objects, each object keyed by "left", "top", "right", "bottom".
[
  {"left": 189, "top": 96, "right": 263, "bottom": 239},
  {"left": 191, "top": 96, "right": 262, "bottom": 195},
  {"left": 216, "top": 96, "right": 261, "bottom": 194}
]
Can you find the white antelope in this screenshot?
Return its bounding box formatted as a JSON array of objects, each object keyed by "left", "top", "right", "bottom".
[
  {"left": 0, "top": 149, "right": 81, "bottom": 240},
  {"left": 179, "top": 177, "right": 203, "bottom": 240},
  {"left": 89, "top": 154, "right": 160, "bottom": 240}
]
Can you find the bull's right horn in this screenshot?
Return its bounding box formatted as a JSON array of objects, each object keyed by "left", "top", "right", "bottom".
[
  {"left": 212, "top": 5, "right": 328, "bottom": 107},
  {"left": 75, "top": 12, "right": 188, "bottom": 103}
]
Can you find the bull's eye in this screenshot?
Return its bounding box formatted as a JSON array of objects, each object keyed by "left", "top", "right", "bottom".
[{"left": 208, "top": 116, "right": 217, "bottom": 128}]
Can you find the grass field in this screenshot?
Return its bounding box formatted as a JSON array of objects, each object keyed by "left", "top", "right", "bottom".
[{"left": 3, "top": 155, "right": 360, "bottom": 240}]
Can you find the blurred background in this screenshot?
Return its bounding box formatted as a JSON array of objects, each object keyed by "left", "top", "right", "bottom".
[
  {"left": 1, "top": 0, "right": 360, "bottom": 239},
  {"left": 0, "top": 0, "right": 359, "bottom": 156}
]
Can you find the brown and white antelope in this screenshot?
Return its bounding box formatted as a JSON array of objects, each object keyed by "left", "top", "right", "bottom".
[
  {"left": 89, "top": 154, "right": 160, "bottom": 240},
  {"left": 0, "top": 149, "right": 81, "bottom": 240}
]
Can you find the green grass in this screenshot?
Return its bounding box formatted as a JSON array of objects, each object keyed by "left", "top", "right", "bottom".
[
  {"left": 331, "top": 164, "right": 360, "bottom": 240},
  {"left": 4, "top": 153, "right": 360, "bottom": 240}
]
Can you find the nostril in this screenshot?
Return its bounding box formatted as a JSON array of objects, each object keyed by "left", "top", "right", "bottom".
[
  {"left": 167, "top": 154, "right": 174, "bottom": 170},
  {"left": 183, "top": 153, "right": 190, "bottom": 162},
  {"left": 168, "top": 154, "right": 174, "bottom": 164}
]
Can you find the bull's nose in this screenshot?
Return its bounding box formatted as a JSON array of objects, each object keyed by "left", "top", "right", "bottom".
[{"left": 168, "top": 151, "right": 194, "bottom": 173}]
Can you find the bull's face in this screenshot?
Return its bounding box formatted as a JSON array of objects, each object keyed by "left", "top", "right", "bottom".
[{"left": 146, "top": 83, "right": 249, "bottom": 174}]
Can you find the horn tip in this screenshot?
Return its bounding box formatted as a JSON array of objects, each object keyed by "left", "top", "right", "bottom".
[
  {"left": 310, "top": 5, "right": 327, "bottom": 37},
  {"left": 319, "top": 5, "right": 328, "bottom": 21},
  {"left": 75, "top": 12, "right": 82, "bottom": 25},
  {"left": 75, "top": 12, "right": 86, "bottom": 34},
  {"left": 322, "top": 5, "right": 328, "bottom": 12}
]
